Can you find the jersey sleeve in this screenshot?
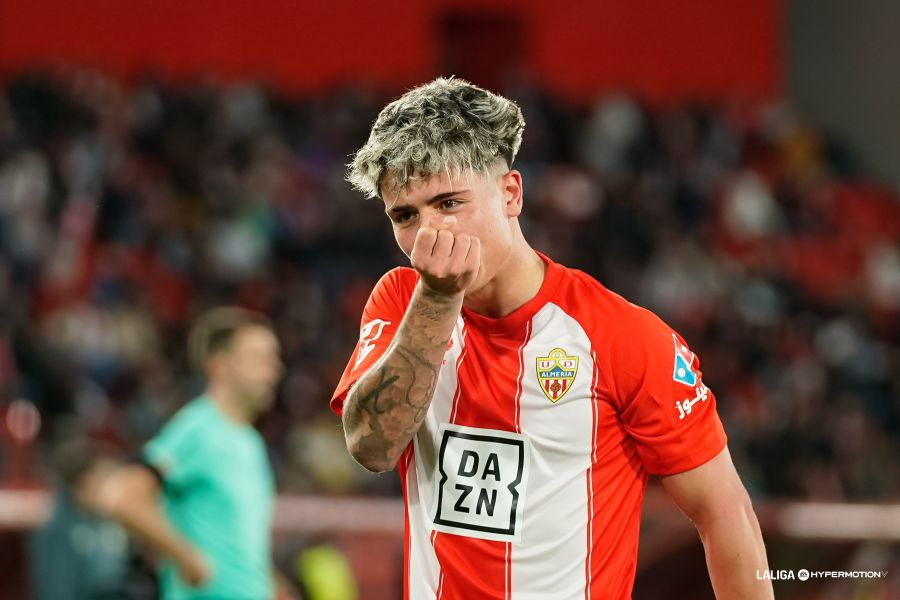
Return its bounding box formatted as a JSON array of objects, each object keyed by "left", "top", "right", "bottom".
[
  {"left": 330, "top": 268, "right": 417, "bottom": 416},
  {"left": 609, "top": 309, "right": 727, "bottom": 476},
  {"left": 143, "top": 408, "right": 206, "bottom": 490}
]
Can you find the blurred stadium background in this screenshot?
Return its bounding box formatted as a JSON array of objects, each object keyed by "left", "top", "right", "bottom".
[{"left": 0, "top": 0, "right": 898, "bottom": 598}]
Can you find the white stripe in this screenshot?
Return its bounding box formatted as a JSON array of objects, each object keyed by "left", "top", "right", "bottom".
[
  {"left": 406, "top": 454, "right": 440, "bottom": 599},
  {"left": 511, "top": 303, "right": 595, "bottom": 598}
]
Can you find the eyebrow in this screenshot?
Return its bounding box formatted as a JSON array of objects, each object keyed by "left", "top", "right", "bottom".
[{"left": 385, "top": 190, "right": 470, "bottom": 215}]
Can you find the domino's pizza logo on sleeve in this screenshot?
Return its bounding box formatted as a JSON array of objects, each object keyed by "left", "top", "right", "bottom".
[
  {"left": 670, "top": 334, "right": 713, "bottom": 421},
  {"left": 671, "top": 334, "right": 698, "bottom": 387}
]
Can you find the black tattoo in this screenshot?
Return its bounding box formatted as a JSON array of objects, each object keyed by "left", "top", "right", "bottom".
[
  {"left": 342, "top": 283, "right": 461, "bottom": 470},
  {"left": 360, "top": 370, "right": 400, "bottom": 414}
]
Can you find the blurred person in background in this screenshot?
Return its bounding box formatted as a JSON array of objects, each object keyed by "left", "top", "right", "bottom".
[
  {"left": 293, "top": 542, "right": 358, "bottom": 600},
  {"left": 28, "top": 437, "right": 133, "bottom": 600},
  {"left": 333, "top": 78, "right": 773, "bottom": 599},
  {"left": 101, "top": 307, "right": 297, "bottom": 599}
]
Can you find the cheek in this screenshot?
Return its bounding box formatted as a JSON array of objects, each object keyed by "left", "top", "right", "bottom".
[{"left": 394, "top": 228, "right": 415, "bottom": 258}]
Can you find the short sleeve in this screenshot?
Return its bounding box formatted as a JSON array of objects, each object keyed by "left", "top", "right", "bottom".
[
  {"left": 143, "top": 407, "right": 206, "bottom": 490},
  {"left": 610, "top": 309, "right": 727, "bottom": 476},
  {"left": 330, "top": 268, "right": 417, "bottom": 416}
]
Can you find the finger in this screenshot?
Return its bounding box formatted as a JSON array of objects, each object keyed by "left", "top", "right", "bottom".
[
  {"left": 432, "top": 229, "right": 455, "bottom": 259},
  {"left": 448, "top": 234, "right": 471, "bottom": 272},
  {"left": 410, "top": 227, "right": 437, "bottom": 266}
]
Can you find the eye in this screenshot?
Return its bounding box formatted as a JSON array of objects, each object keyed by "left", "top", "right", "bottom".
[
  {"left": 440, "top": 199, "right": 461, "bottom": 210},
  {"left": 393, "top": 211, "right": 416, "bottom": 224}
]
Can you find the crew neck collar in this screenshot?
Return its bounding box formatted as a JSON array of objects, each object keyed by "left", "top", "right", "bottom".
[{"left": 461, "top": 251, "right": 561, "bottom": 336}]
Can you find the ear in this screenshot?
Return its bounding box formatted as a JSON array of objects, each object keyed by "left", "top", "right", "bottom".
[{"left": 500, "top": 170, "right": 524, "bottom": 218}]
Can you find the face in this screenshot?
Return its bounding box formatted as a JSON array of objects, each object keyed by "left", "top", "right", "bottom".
[
  {"left": 382, "top": 165, "right": 524, "bottom": 293},
  {"left": 216, "top": 325, "right": 283, "bottom": 417}
]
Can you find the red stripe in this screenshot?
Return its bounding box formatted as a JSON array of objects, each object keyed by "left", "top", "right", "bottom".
[
  {"left": 433, "top": 321, "right": 531, "bottom": 599},
  {"left": 439, "top": 324, "right": 465, "bottom": 598},
  {"left": 585, "top": 350, "right": 600, "bottom": 598},
  {"left": 505, "top": 542, "right": 511, "bottom": 599},
  {"left": 431, "top": 529, "right": 442, "bottom": 600},
  {"left": 509, "top": 319, "right": 533, "bottom": 598},
  {"left": 400, "top": 449, "right": 412, "bottom": 600},
  {"left": 514, "top": 319, "right": 532, "bottom": 434}
]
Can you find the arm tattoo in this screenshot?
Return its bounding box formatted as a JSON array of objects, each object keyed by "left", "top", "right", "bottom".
[
  {"left": 360, "top": 370, "right": 400, "bottom": 414},
  {"left": 343, "top": 284, "right": 460, "bottom": 470}
]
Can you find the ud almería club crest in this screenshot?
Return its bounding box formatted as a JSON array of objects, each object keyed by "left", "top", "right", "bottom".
[{"left": 536, "top": 348, "right": 579, "bottom": 403}]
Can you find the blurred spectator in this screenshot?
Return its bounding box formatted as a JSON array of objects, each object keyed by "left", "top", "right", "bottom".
[
  {"left": 27, "top": 438, "right": 134, "bottom": 599},
  {"left": 0, "top": 68, "right": 897, "bottom": 502}
]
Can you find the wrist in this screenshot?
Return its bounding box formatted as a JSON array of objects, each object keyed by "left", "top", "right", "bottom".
[
  {"left": 171, "top": 541, "right": 200, "bottom": 563},
  {"left": 418, "top": 280, "right": 465, "bottom": 303}
]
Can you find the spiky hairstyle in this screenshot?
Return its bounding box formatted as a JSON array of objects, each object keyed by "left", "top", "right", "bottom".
[{"left": 347, "top": 77, "right": 525, "bottom": 199}]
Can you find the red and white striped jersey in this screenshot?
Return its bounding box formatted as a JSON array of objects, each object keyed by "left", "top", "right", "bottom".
[{"left": 332, "top": 253, "right": 727, "bottom": 599}]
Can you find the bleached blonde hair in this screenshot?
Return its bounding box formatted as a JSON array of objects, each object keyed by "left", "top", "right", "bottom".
[{"left": 347, "top": 77, "right": 525, "bottom": 199}]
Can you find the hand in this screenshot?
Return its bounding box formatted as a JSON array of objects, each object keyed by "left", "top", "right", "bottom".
[
  {"left": 272, "top": 567, "right": 302, "bottom": 600},
  {"left": 410, "top": 223, "right": 481, "bottom": 297},
  {"left": 175, "top": 547, "right": 211, "bottom": 587}
]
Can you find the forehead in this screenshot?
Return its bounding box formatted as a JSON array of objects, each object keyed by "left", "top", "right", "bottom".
[{"left": 230, "top": 325, "right": 279, "bottom": 351}]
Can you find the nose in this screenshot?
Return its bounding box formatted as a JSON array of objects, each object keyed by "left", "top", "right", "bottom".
[{"left": 424, "top": 213, "right": 457, "bottom": 231}]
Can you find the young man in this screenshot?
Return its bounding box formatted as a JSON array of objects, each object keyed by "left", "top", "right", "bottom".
[
  {"left": 333, "top": 78, "right": 773, "bottom": 599},
  {"left": 103, "top": 307, "right": 292, "bottom": 599}
]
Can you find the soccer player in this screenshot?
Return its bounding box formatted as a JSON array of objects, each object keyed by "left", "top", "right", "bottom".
[
  {"left": 332, "top": 78, "right": 773, "bottom": 599},
  {"left": 102, "top": 307, "right": 294, "bottom": 599}
]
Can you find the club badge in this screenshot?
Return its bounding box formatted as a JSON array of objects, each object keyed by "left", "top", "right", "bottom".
[{"left": 536, "top": 348, "right": 579, "bottom": 403}]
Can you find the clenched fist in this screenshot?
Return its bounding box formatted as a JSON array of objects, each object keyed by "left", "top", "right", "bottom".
[{"left": 410, "top": 223, "right": 481, "bottom": 297}]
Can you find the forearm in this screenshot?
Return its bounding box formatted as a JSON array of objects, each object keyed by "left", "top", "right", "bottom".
[
  {"left": 102, "top": 469, "right": 197, "bottom": 564},
  {"left": 343, "top": 282, "right": 462, "bottom": 471},
  {"left": 114, "top": 497, "right": 199, "bottom": 564},
  {"left": 699, "top": 498, "right": 773, "bottom": 599}
]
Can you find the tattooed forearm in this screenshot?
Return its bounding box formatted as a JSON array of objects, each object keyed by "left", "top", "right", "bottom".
[
  {"left": 360, "top": 370, "right": 400, "bottom": 414},
  {"left": 343, "top": 282, "right": 462, "bottom": 472}
]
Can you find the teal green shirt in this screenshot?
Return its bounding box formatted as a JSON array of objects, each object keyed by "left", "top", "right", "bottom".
[{"left": 144, "top": 397, "right": 274, "bottom": 599}]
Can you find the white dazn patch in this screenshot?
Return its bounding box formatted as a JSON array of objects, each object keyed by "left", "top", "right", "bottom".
[{"left": 431, "top": 423, "right": 530, "bottom": 543}]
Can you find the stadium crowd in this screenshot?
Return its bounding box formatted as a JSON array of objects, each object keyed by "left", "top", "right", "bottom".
[{"left": 0, "top": 69, "right": 898, "bottom": 501}]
